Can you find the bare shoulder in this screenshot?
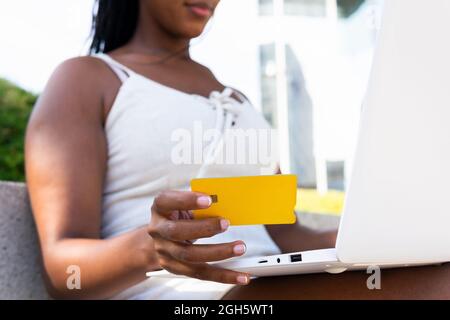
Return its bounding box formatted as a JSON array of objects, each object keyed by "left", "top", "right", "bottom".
[
  {"left": 56, "top": 55, "right": 107, "bottom": 73},
  {"left": 48, "top": 55, "right": 119, "bottom": 97},
  {"left": 51, "top": 56, "right": 116, "bottom": 87},
  {"left": 26, "top": 56, "right": 110, "bottom": 177},
  {"left": 32, "top": 56, "right": 120, "bottom": 124}
]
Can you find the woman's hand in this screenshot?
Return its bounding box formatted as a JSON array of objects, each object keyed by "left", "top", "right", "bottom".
[{"left": 148, "top": 190, "right": 250, "bottom": 285}]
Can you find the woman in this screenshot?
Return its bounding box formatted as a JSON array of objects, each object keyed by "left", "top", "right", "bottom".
[{"left": 26, "top": 0, "right": 336, "bottom": 299}]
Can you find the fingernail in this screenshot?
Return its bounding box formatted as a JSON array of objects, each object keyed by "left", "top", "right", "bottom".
[
  {"left": 197, "top": 196, "right": 211, "bottom": 208},
  {"left": 233, "top": 244, "right": 246, "bottom": 255},
  {"left": 220, "top": 219, "right": 230, "bottom": 231},
  {"left": 237, "top": 275, "right": 249, "bottom": 285}
]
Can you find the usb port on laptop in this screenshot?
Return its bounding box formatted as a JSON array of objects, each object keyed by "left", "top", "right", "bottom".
[
  {"left": 258, "top": 259, "right": 268, "bottom": 264},
  {"left": 290, "top": 254, "right": 302, "bottom": 263}
]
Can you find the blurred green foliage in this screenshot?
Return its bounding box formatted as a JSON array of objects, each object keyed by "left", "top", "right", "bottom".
[{"left": 0, "top": 78, "right": 37, "bottom": 182}]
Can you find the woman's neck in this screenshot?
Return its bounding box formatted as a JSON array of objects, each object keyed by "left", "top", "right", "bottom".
[{"left": 127, "top": 11, "right": 190, "bottom": 59}]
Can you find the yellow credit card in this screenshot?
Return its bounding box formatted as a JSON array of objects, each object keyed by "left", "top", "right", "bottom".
[{"left": 191, "top": 175, "right": 297, "bottom": 226}]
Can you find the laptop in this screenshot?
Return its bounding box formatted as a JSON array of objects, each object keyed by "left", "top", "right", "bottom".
[{"left": 147, "top": 0, "right": 450, "bottom": 279}]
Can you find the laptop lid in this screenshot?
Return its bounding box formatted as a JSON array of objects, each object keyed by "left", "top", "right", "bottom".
[{"left": 336, "top": 0, "right": 450, "bottom": 264}]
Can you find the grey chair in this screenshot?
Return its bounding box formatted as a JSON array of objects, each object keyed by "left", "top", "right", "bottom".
[
  {"left": 0, "top": 181, "right": 50, "bottom": 299},
  {"left": 0, "top": 180, "right": 340, "bottom": 300}
]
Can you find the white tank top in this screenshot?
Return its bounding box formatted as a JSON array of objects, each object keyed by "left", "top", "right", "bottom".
[{"left": 94, "top": 53, "right": 281, "bottom": 300}]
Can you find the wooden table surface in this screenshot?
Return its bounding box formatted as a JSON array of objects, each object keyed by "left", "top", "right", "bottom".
[{"left": 223, "top": 264, "right": 450, "bottom": 300}]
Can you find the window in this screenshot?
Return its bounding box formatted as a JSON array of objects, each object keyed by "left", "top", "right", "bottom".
[
  {"left": 283, "top": 0, "right": 366, "bottom": 18},
  {"left": 284, "top": 0, "right": 327, "bottom": 17},
  {"left": 337, "top": 0, "right": 366, "bottom": 18},
  {"left": 259, "top": 43, "right": 278, "bottom": 127},
  {"left": 259, "top": 0, "right": 274, "bottom": 15},
  {"left": 285, "top": 45, "right": 316, "bottom": 187},
  {"left": 327, "top": 161, "right": 345, "bottom": 191}
]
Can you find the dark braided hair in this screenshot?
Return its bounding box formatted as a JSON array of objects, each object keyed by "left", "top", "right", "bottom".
[{"left": 89, "top": 0, "right": 139, "bottom": 54}]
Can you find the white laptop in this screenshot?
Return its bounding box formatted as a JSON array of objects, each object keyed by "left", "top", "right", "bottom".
[{"left": 147, "top": 0, "right": 450, "bottom": 279}]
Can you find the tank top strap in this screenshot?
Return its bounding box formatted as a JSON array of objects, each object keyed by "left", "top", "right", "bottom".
[{"left": 93, "top": 53, "right": 135, "bottom": 83}]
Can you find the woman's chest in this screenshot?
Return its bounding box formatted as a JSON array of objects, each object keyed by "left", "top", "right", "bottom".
[{"left": 103, "top": 81, "right": 277, "bottom": 189}]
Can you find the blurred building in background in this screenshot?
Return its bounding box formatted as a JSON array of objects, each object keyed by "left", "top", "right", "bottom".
[{"left": 192, "top": 0, "right": 382, "bottom": 193}]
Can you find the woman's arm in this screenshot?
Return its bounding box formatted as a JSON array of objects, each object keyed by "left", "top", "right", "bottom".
[
  {"left": 265, "top": 169, "right": 338, "bottom": 253},
  {"left": 26, "top": 58, "right": 159, "bottom": 299},
  {"left": 26, "top": 58, "right": 249, "bottom": 299},
  {"left": 266, "top": 222, "right": 337, "bottom": 253},
  {"left": 39, "top": 228, "right": 157, "bottom": 299}
]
